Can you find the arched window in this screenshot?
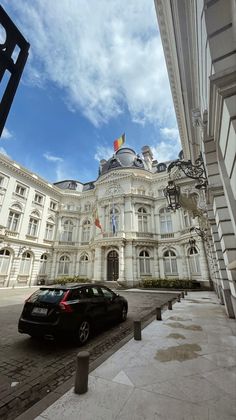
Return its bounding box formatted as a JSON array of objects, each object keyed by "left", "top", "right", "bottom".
[
  {"left": 62, "top": 220, "right": 74, "bottom": 242},
  {"left": 138, "top": 207, "right": 148, "bottom": 232},
  {"left": 160, "top": 208, "right": 173, "bottom": 233},
  {"left": 163, "top": 250, "right": 178, "bottom": 274},
  {"left": 19, "top": 252, "right": 32, "bottom": 275},
  {"left": 139, "top": 250, "right": 151, "bottom": 275},
  {"left": 0, "top": 249, "right": 11, "bottom": 274},
  {"left": 7, "top": 204, "right": 22, "bottom": 232},
  {"left": 28, "top": 211, "right": 40, "bottom": 236},
  {"left": 58, "top": 255, "right": 70, "bottom": 275},
  {"left": 109, "top": 208, "right": 119, "bottom": 233},
  {"left": 80, "top": 254, "right": 89, "bottom": 276},
  {"left": 39, "top": 254, "right": 48, "bottom": 275},
  {"left": 189, "top": 247, "right": 200, "bottom": 273},
  {"left": 82, "top": 220, "right": 91, "bottom": 242},
  {"left": 45, "top": 217, "right": 55, "bottom": 241}
]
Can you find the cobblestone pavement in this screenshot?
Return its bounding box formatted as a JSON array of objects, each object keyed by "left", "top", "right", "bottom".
[{"left": 0, "top": 289, "right": 178, "bottom": 420}]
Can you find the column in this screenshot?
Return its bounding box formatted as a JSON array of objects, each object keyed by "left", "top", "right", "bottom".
[
  {"left": 124, "top": 242, "right": 133, "bottom": 286},
  {"left": 93, "top": 246, "right": 102, "bottom": 282},
  {"left": 119, "top": 244, "right": 125, "bottom": 282}
]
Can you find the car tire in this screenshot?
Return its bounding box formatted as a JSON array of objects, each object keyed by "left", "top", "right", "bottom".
[
  {"left": 120, "top": 305, "right": 127, "bottom": 322},
  {"left": 74, "top": 319, "right": 90, "bottom": 345}
]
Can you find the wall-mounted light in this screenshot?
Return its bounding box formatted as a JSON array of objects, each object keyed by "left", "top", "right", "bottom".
[{"left": 163, "top": 180, "right": 181, "bottom": 211}]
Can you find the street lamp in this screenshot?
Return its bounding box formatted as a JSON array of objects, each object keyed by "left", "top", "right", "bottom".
[
  {"left": 190, "top": 226, "right": 208, "bottom": 241},
  {"left": 167, "top": 152, "right": 208, "bottom": 190},
  {"left": 163, "top": 180, "right": 181, "bottom": 211}
]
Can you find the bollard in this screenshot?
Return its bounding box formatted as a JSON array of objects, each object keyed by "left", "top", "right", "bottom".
[
  {"left": 181, "top": 291, "right": 185, "bottom": 299},
  {"left": 134, "top": 320, "right": 142, "bottom": 340},
  {"left": 74, "top": 351, "right": 89, "bottom": 394},
  {"left": 156, "top": 307, "right": 162, "bottom": 321},
  {"left": 184, "top": 290, "right": 188, "bottom": 296},
  {"left": 177, "top": 294, "right": 181, "bottom": 302},
  {"left": 168, "top": 300, "right": 173, "bottom": 310}
]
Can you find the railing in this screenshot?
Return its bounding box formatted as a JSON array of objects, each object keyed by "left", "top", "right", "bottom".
[
  {"left": 136, "top": 232, "right": 154, "bottom": 238},
  {"left": 160, "top": 233, "right": 174, "bottom": 239}
]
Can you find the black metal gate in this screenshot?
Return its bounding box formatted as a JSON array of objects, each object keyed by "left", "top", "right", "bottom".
[{"left": 107, "top": 250, "right": 119, "bottom": 281}]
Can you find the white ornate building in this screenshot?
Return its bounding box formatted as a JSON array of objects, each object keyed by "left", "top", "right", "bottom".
[
  {"left": 155, "top": 0, "right": 236, "bottom": 317},
  {"left": 0, "top": 146, "right": 210, "bottom": 288}
]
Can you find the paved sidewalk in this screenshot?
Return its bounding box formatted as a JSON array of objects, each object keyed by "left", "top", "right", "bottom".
[{"left": 34, "top": 292, "right": 236, "bottom": 420}]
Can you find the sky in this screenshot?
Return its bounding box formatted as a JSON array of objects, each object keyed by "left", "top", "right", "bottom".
[{"left": 0, "top": 0, "right": 181, "bottom": 184}]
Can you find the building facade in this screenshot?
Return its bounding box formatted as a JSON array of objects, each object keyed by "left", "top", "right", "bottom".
[
  {"left": 0, "top": 147, "right": 210, "bottom": 288},
  {"left": 155, "top": 0, "right": 236, "bottom": 317}
]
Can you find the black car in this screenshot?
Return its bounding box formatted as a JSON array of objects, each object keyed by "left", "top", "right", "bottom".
[{"left": 18, "top": 283, "right": 128, "bottom": 345}]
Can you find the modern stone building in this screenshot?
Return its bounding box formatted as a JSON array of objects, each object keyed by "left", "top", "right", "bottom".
[
  {"left": 0, "top": 147, "right": 210, "bottom": 288},
  {"left": 155, "top": 0, "right": 236, "bottom": 317}
]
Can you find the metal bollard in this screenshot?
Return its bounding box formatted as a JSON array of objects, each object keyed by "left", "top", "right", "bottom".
[
  {"left": 156, "top": 307, "right": 162, "bottom": 320},
  {"left": 74, "top": 351, "right": 89, "bottom": 394},
  {"left": 168, "top": 300, "right": 173, "bottom": 310},
  {"left": 177, "top": 294, "right": 181, "bottom": 302},
  {"left": 184, "top": 290, "right": 188, "bottom": 296},
  {"left": 181, "top": 291, "right": 185, "bottom": 299},
  {"left": 134, "top": 320, "right": 142, "bottom": 340}
]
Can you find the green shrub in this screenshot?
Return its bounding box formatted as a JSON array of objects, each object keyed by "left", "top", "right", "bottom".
[
  {"left": 139, "top": 278, "right": 197, "bottom": 289},
  {"left": 54, "top": 276, "right": 90, "bottom": 285}
]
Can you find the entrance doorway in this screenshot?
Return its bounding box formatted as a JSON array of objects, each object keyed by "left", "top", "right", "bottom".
[{"left": 107, "top": 250, "right": 119, "bottom": 281}]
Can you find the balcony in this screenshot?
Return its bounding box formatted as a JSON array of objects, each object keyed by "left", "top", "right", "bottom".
[{"left": 160, "top": 233, "right": 175, "bottom": 239}]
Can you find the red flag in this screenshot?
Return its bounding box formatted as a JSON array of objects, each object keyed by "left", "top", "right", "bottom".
[
  {"left": 113, "top": 133, "right": 125, "bottom": 152},
  {"left": 93, "top": 207, "right": 102, "bottom": 231}
]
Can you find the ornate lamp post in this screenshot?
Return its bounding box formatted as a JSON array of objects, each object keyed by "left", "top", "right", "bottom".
[
  {"left": 167, "top": 152, "right": 208, "bottom": 190},
  {"left": 163, "top": 180, "right": 181, "bottom": 211}
]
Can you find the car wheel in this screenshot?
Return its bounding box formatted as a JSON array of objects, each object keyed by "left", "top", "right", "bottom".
[
  {"left": 75, "top": 319, "right": 90, "bottom": 345},
  {"left": 120, "top": 305, "right": 127, "bottom": 322}
]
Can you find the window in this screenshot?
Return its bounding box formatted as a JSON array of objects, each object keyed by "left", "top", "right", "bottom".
[
  {"left": 0, "top": 175, "right": 4, "bottom": 187},
  {"left": 160, "top": 208, "right": 173, "bottom": 233},
  {"left": 50, "top": 201, "right": 57, "bottom": 211},
  {"left": 34, "top": 193, "right": 43, "bottom": 205},
  {"left": 58, "top": 255, "right": 70, "bottom": 275},
  {"left": 27, "top": 217, "right": 39, "bottom": 236},
  {"left": 19, "top": 252, "right": 32, "bottom": 275},
  {"left": 39, "top": 254, "right": 48, "bottom": 275},
  {"left": 15, "top": 184, "right": 26, "bottom": 197},
  {"left": 101, "top": 287, "right": 114, "bottom": 299},
  {"left": 139, "top": 250, "right": 151, "bottom": 275},
  {"left": 7, "top": 210, "right": 20, "bottom": 231},
  {"left": 45, "top": 222, "right": 54, "bottom": 240},
  {"left": 189, "top": 247, "right": 200, "bottom": 273},
  {"left": 138, "top": 207, "right": 148, "bottom": 232},
  {"left": 82, "top": 220, "right": 91, "bottom": 242},
  {"left": 0, "top": 249, "right": 11, "bottom": 274},
  {"left": 163, "top": 250, "right": 178, "bottom": 274},
  {"left": 183, "top": 210, "right": 191, "bottom": 228},
  {"left": 80, "top": 254, "right": 88, "bottom": 276},
  {"left": 62, "top": 220, "right": 74, "bottom": 242}
]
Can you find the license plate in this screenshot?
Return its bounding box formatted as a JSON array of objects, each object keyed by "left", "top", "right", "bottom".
[{"left": 32, "top": 307, "right": 48, "bottom": 316}]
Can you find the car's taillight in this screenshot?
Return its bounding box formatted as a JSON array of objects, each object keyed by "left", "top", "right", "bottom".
[{"left": 59, "top": 290, "right": 73, "bottom": 313}]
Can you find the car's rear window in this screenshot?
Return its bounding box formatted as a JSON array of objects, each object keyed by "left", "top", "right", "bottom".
[{"left": 27, "top": 289, "right": 66, "bottom": 304}]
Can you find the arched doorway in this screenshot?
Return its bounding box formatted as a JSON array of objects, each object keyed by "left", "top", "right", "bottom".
[{"left": 107, "top": 250, "right": 119, "bottom": 281}]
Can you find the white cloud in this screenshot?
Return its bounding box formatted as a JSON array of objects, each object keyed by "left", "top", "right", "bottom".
[
  {"left": 7, "top": 0, "right": 176, "bottom": 128},
  {"left": 43, "top": 152, "right": 63, "bottom": 163},
  {"left": 160, "top": 127, "right": 180, "bottom": 142},
  {"left": 151, "top": 126, "right": 181, "bottom": 162},
  {"left": 1, "top": 127, "right": 13, "bottom": 139},
  {"left": 94, "top": 145, "right": 114, "bottom": 162},
  {"left": 0, "top": 147, "right": 10, "bottom": 157}
]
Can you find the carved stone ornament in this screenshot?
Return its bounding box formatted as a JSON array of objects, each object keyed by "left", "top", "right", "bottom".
[
  {"left": 180, "top": 187, "right": 207, "bottom": 217},
  {"left": 105, "top": 183, "right": 122, "bottom": 196}
]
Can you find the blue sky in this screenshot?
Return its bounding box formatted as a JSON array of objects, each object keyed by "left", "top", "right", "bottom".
[{"left": 0, "top": 0, "right": 180, "bottom": 184}]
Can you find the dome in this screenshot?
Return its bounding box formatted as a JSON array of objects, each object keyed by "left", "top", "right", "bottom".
[{"left": 99, "top": 147, "right": 148, "bottom": 176}]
